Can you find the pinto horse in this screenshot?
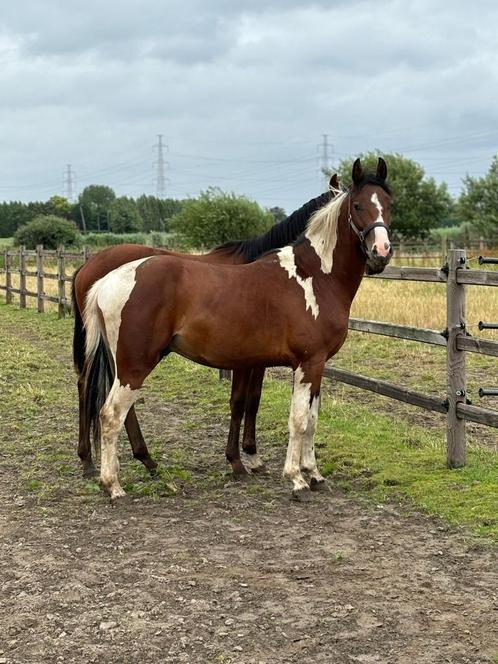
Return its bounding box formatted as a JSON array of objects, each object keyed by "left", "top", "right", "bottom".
[
  {"left": 81, "top": 158, "right": 392, "bottom": 500},
  {"left": 72, "top": 176, "right": 339, "bottom": 478}
]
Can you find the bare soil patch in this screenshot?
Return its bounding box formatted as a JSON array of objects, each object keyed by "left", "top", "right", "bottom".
[{"left": 1, "top": 310, "right": 498, "bottom": 662}]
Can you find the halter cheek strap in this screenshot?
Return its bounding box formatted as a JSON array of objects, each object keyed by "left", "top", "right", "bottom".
[{"left": 347, "top": 195, "right": 391, "bottom": 255}]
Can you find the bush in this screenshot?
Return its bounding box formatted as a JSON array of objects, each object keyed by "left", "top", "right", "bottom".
[
  {"left": 13, "top": 215, "right": 81, "bottom": 249},
  {"left": 170, "top": 188, "right": 273, "bottom": 248}
]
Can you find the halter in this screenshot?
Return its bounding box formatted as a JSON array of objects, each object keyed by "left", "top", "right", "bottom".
[{"left": 347, "top": 192, "right": 391, "bottom": 256}]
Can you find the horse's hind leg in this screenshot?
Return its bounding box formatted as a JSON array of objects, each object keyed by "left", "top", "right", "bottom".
[
  {"left": 124, "top": 406, "right": 158, "bottom": 475},
  {"left": 100, "top": 381, "right": 140, "bottom": 500},
  {"left": 226, "top": 369, "right": 250, "bottom": 478},
  {"left": 77, "top": 375, "right": 96, "bottom": 478},
  {"left": 241, "top": 367, "right": 265, "bottom": 472}
]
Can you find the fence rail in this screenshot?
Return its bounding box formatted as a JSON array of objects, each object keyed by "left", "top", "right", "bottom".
[
  {"left": 0, "top": 246, "right": 89, "bottom": 316},
  {"left": 1, "top": 245, "right": 497, "bottom": 467}
]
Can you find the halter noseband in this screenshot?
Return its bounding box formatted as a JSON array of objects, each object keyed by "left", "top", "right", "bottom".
[{"left": 347, "top": 192, "right": 391, "bottom": 256}]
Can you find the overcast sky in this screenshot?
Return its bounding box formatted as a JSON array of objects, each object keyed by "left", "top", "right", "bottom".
[{"left": 1, "top": 0, "right": 498, "bottom": 213}]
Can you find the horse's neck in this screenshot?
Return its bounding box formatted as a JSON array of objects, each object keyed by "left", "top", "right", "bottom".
[{"left": 293, "top": 211, "right": 366, "bottom": 308}]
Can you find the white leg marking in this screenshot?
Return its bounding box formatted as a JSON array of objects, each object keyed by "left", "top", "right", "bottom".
[
  {"left": 278, "top": 246, "right": 319, "bottom": 319},
  {"left": 300, "top": 394, "right": 324, "bottom": 482},
  {"left": 283, "top": 367, "right": 312, "bottom": 493},
  {"left": 100, "top": 380, "right": 140, "bottom": 500}
]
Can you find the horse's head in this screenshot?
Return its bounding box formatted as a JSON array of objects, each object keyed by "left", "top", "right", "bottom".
[{"left": 348, "top": 157, "right": 393, "bottom": 275}]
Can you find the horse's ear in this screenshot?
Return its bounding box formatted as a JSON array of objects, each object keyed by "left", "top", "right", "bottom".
[
  {"left": 376, "top": 157, "right": 388, "bottom": 181},
  {"left": 352, "top": 158, "right": 364, "bottom": 184},
  {"left": 329, "top": 173, "right": 339, "bottom": 190}
]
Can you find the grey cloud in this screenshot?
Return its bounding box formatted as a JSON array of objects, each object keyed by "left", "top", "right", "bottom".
[{"left": 1, "top": 0, "right": 498, "bottom": 209}]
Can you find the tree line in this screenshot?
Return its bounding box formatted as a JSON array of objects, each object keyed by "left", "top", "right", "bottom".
[
  {"left": 0, "top": 187, "right": 184, "bottom": 238},
  {"left": 2, "top": 152, "right": 498, "bottom": 249}
]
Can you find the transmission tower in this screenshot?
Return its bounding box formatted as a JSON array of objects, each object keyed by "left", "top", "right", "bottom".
[
  {"left": 317, "top": 134, "right": 333, "bottom": 185},
  {"left": 153, "top": 134, "right": 169, "bottom": 198},
  {"left": 63, "top": 164, "right": 76, "bottom": 201}
]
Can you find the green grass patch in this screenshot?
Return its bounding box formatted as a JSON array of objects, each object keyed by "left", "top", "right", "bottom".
[{"left": 1, "top": 301, "right": 498, "bottom": 539}]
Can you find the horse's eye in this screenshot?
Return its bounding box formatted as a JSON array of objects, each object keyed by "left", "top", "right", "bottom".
[{"left": 353, "top": 202, "right": 361, "bottom": 211}]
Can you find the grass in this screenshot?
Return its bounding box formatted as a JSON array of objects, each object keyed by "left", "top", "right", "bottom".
[{"left": 1, "top": 302, "right": 498, "bottom": 540}]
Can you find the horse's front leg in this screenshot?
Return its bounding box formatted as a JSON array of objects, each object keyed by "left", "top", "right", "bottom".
[
  {"left": 300, "top": 393, "right": 327, "bottom": 491},
  {"left": 283, "top": 361, "right": 324, "bottom": 501},
  {"left": 241, "top": 367, "right": 266, "bottom": 472}
]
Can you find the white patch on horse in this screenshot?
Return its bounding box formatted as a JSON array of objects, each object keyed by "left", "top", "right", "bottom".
[
  {"left": 85, "top": 257, "right": 151, "bottom": 360},
  {"left": 100, "top": 380, "right": 140, "bottom": 500},
  {"left": 305, "top": 189, "right": 347, "bottom": 273},
  {"left": 283, "top": 366, "right": 313, "bottom": 493},
  {"left": 370, "top": 193, "right": 390, "bottom": 257},
  {"left": 300, "top": 394, "right": 324, "bottom": 482},
  {"left": 277, "top": 246, "right": 319, "bottom": 319}
]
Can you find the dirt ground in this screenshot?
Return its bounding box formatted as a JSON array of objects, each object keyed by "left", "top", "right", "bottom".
[
  {"left": 2, "top": 426, "right": 498, "bottom": 662},
  {"left": 1, "top": 312, "right": 498, "bottom": 663}
]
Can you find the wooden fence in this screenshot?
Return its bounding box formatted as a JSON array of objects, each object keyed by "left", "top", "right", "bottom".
[
  {"left": 1, "top": 245, "right": 497, "bottom": 467},
  {"left": 0, "top": 245, "right": 90, "bottom": 317}
]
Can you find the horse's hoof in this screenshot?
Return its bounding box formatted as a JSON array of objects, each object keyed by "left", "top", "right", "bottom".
[
  {"left": 147, "top": 465, "right": 158, "bottom": 478},
  {"left": 230, "top": 458, "right": 251, "bottom": 480},
  {"left": 241, "top": 451, "right": 265, "bottom": 473},
  {"left": 82, "top": 464, "right": 97, "bottom": 479},
  {"left": 233, "top": 468, "right": 251, "bottom": 482},
  {"left": 309, "top": 477, "right": 329, "bottom": 492},
  {"left": 110, "top": 488, "right": 127, "bottom": 502},
  {"left": 292, "top": 486, "right": 312, "bottom": 502}
]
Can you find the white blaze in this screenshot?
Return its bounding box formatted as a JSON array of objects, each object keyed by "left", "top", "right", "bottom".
[
  {"left": 277, "top": 246, "right": 319, "bottom": 319},
  {"left": 370, "top": 193, "right": 390, "bottom": 257}
]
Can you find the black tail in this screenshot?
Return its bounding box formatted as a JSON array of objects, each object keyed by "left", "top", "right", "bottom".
[
  {"left": 74, "top": 271, "right": 115, "bottom": 454},
  {"left": 82, "top": 337, "right": 115, "bottom": 452}
]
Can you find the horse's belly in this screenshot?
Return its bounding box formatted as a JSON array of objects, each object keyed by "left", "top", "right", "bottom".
[{"left": 169, "top": 327, "right": 290, "bottom": 370}]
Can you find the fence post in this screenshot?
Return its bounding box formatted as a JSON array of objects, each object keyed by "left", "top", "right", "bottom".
[
  {"left": 36, "top": 244, "right": 44, "bottom": 313},
  {"left": 57, "top": 245, "right": 66, "bottom": 318},
  {"left": 446, "top": 248, "right": 466, "bottom": 468},
  {"left": 19, "top": 246, "right": 27, "bottom": 309},
  {"left": 4, "top": 249, "right": 13, "bottom": 305}
]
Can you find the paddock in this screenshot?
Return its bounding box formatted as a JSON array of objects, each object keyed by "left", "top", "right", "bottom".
[{"left": 1, "top": 300, "right": 498, "bottom": 662}]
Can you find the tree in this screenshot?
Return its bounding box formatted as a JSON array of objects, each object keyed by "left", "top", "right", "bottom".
[
  {"left": 135, "top": 195, "right": 184, "bottom": 232},
  {"left": 108, "top": 197, "right": 142, "bottom": 233},
  {"left": 46, "top": 195, "right": 72, "bottom": 219},
  {"left": 0, "top": 201, "right": 32, "bottom": 237},
  {"left": 458, "top": 156, "right": 498, "bottom": 238},
  {"left": 331, "top": 152, "right": 453, "bottom": 239},
  {"left": 269, "top": 206, "right": 287, "bottom": 224},
  {"left": 78, "top": 185, "right": 116, "bottom": 231},
  {"left": 13, "top": 215, "right": 80, "bottom": 249},
  {"left": 170, "top": 188, "right": 273, "bottom": 248}
]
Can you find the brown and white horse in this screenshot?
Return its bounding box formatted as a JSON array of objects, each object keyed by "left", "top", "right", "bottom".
[
  {"left": 81, "top": 158, "right": 392, "bottom": 500},
  {"left": 72, "top": 177, "right": 339, "bottom": 478}
]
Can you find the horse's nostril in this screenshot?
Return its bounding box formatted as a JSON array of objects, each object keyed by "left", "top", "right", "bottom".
[
  {"left": 372, "top": 245, "right": 378, "bottom": 256},
  {"left": 384, "top": 242, "right": 390, "bottom": 251}
]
